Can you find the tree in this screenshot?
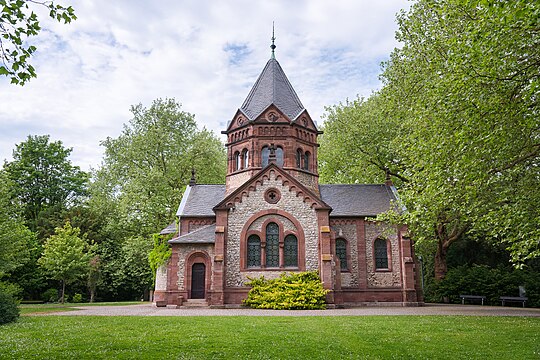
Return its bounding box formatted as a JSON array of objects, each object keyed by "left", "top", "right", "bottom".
[
  {"left": 0, "top": 0, "right": 76, "bottom": 85},
  {"left": 320, "top": 0, "right": 540, "bottom": 279},
  {"left": 4, "top": 135, "right": 89, "bottom": 237},
  {"left": 95, "top": 98, "right": 226, "bottom": 235},
  {"left": 0, "top": 170, "right": 35, "bottom": 295},
  {"left": 38, "top": 221, "right": 93, "bottom": 303},
  {"left": 319, "top": 93, "right": 407, "bottom": 185},
  {"left": 87, "top": 255, "right": 100, "bottom": 303}
]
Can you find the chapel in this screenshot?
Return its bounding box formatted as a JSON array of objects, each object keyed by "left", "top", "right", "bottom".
[{"left": 153, "top": 41, "right": 423, "bottom": 307}]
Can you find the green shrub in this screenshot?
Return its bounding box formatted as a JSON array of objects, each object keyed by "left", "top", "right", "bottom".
[
  {"left": 71, "top": 293, "right": 83, "bottom": 303},
  {"left": 243, "top": 271, "right": 329, "bottom": 310},
  {"left": 0, "top": 290, "right": 20, "bottom": 325},
  {"left": 427, "top": 265, "right": 540, "bottom": 307},
  {"left": 42, "top": 288, "right": 59, "bottom": 303}
]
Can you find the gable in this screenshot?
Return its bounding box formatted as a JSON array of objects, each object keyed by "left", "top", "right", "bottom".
[{"left": 214, "top": 163, "right": 330, "bottom": 211}]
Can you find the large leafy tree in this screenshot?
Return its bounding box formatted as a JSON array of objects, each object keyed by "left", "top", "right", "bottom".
[
  {"left": 38, "top": 221, "right": 93, "bottom": 303},
  {"left": 94, "top": 97, "right": 226, "bottom": 235},
  {"left": 0, "top": 0, "right": 76, "bottom": 85},
  {"left": 4, "top": 135, "right": 89, "bottom": 237},
  {"left": 0, "top": 170, "right": 34, "bottom": 295},
  {"left": 320, "top": 0, "right": 540, "bottom": 279}
]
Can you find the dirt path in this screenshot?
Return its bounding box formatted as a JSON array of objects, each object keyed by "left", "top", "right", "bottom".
[{"left": 40, "top": 303, "right": 540, "bottom": 317}]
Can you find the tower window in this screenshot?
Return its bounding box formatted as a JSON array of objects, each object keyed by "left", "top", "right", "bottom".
[
  {"left": 296, "top": 149, "right": 303, "bottom": 168},
  {"left": 261, "top": 146, "right": 270, "bottom": 167},
  {"left": 304, "top": 151, "right": 310, "bottom": 171},
  {"left": 234, "top": 151, "right": 240, "bottom": 171},
  {"left": 242, "top": 149, "right": 249, "bottom": 169},
  {"left": 275, "top": 147, "right": 284, "bottom": 167}
]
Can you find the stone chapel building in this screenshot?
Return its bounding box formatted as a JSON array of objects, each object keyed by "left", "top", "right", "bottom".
[{"left": 154, "top": 48, "right": 423, "bottom": 307}]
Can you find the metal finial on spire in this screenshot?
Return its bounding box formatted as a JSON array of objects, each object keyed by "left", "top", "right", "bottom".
[
  {"left": 189, "top": 168, "right": 196, "bottom": 186},
  {"left": 270, "top": 21, "right": 276, "bottom": 59}
]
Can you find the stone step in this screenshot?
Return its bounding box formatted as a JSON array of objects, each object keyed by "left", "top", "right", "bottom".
[{"left": 182, "top": 299, "right": 209, "bottom": 307}]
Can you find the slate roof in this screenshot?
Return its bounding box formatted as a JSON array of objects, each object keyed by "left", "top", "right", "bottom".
[
  {"left": 169, "top": 224, "right": 215, "bottom": 244},
  {"left": 159, "top": 222, "right": 177, "bottom": 235},
  {"left": 176, "top": 183, "right": 398, "bottom": 219},
  {"left": 240, "top": 58, "right": 305, "bottom": 121},
  {"left": 319, "top": 184, "right": 398, "bottom": 217},
  {"left": 176, "top": 185, "right": 226, "bottom": 217}
]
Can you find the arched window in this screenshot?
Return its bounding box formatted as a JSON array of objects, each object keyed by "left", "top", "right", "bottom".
[
  {"left": 234, "top": 151, "right": 240, "bottom": 171},
  {"left": 247, "top": 235, "right": 261, "bottom": 268},
  {"left": 284, "top": 235, "right": 298, "bottom": 267},
  {"left": 265, "top": 223, "right": 279, "bottom": 267},
  {"left": 304, "top": 151, "right": 310, "bottom": 171},
  {"left": 335, "top": 239, "right": 347, "bottom": 270},
  {"left": 242, "top": 149, "right": 249, "bottom": 169},
  {"left": 276, "top": 147, "right": 284, "bottom": 167},
  {"left": 261, "top": 146, "right": 270, "bottom": 167},
  {"left": 296, "top": 149, "right": 303, "bottom": 168},
  {"left": 374, "top": 238, "right": 389, "bottom": 269}
]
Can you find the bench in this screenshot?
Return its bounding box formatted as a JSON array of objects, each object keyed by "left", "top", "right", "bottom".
[
  {"left": 459, "top": 295, "right": 486, "bottom": 305},
  {"left": 500, "top": 296, "right": 527, "bottom": 307}
]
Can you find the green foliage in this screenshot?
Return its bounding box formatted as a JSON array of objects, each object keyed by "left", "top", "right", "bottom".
[
  {"left": 41, "top": 288, "right": 58, "bottom": 303},
  {"left": 38, "top": 221, "right": 94, "bottom": 303},
  {"left": 148, "top": 233, "right": 171, "bottom": 284},
  {"left": 0, "top": 0, "right": 76, "bottom": 85},
  {"left": 3, "top": 135, "right": 89, "bottom": 236},
  {"left": 106, "top": 236, "right": 154, "bottom": 300},
  {"left": 319, "top": 94, "right": 406, "bottom": 185},
  {"left": 71, "top": 293, "right": 82, "bottom": 303},
  {"left": 427, "top": 265, "right": 540, "bottom": 307},
  {"left": 243, "top": 272, "right": 328, "bottom": 310},
  {"left": 0, "top": 290, "right": 19, "bottom": 325},
  {"left": 94, "top": 98, "right": 226, "bottom": 236}
]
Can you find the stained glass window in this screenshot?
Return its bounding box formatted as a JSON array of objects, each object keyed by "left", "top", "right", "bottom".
[
  {"left": 265, "top": 223, "right": 279, "bottom": 267},
  {"left": 247, "top": 235, "right": 261, "bottom": 268},
  {"left": 375, "top": 238, "right": 389, "bottom": 269},
  {"left": 336, "top": 239, "right": 347, "bottom": 270},
  {"left": 284, "top": 235, "right": 298, "bottom": 267}
]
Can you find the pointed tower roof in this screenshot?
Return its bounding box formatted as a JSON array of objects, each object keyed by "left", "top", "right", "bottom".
[{"left": 239, "top": 58, "right": 305, "bottom": 121}]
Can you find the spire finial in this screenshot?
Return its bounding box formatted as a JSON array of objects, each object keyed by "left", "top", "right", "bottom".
[
  {"left": 189, "top": 168, "right": 196, "bottom": 186},
  {"left": 270, "top": 21, "right": 276, "bottom": 59}
]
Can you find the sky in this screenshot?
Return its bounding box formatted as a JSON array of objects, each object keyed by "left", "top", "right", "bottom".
[{"left": 0, "top": 0, "right": 410, "bottom": 171}]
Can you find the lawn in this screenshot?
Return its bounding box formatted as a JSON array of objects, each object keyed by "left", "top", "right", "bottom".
[
  {"left": 1, "top": 316, "right": 539, "bottom": 359},
  {"left": 19, "top": 301, "right": 146, "bottom": 315}
]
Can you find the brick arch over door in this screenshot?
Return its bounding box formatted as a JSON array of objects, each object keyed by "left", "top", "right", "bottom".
[
  {"left": 184, "top": 251, "right": 212, "bottom": 299},
  {"left": 239, "top": 209, "right": 306, "bottom": 271}
]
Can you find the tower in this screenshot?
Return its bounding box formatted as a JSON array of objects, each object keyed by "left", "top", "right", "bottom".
[{"left": 223, "top": 39, "right": 320, "bottom": 194}]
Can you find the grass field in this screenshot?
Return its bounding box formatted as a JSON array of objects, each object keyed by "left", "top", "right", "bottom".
[
  {"left": 1, "top": 315, "right": 539, "bottom": 359},
  {"left": 19, "top": 301, "right": 145, "bottom": 315}
]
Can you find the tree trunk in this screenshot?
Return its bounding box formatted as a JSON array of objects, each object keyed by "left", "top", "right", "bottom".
[
  {"left": 434, "top": 240, "right": 448, "bottom": 281},
  {"left": 61, "top": 279, "right": 66, "bottom": 304},
  {"left": 90, "top": 289, "right": 95, "bottom": 303}
]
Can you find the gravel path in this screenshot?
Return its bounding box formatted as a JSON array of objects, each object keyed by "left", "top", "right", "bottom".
[{"left": 44, "top": 303, "right": 540, "bottom": 317}]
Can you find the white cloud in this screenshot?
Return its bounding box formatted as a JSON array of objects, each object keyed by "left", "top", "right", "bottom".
[{"left": 0, "top": 0, "right": 409, "bottom": 170}]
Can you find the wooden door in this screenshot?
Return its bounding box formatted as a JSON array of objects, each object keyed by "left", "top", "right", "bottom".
[{"left": 191, "top": 263, "right": 206, "bottom": 299}]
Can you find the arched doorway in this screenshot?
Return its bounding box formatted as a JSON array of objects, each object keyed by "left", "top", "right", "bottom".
[{"left": 191, "top": 263, "right": 206, "bottom": 299}]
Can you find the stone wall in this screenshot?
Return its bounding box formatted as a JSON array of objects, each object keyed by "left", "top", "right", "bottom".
[
  {"left": 330, "top": 221, "right": 359, "bottom": 288},
  {"left": 365, "top": 222, "right": 402, "bottom": 288},
  {"left": 154, "top": 264, "right": 168, "bottom": 291},
  {"left": 226, "top": 170, "right": 319, "bottom": 287},
  {"left": 175, "top": 244, "right": 215, "bottom": 290}
]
